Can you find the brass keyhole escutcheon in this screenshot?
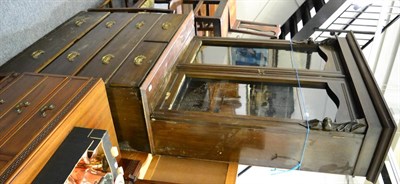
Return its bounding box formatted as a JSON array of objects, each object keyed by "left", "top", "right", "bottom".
[
  {"left": 106, "top": 21, "right": 116, "bottom": 28},
  {"left": 134, "top": 55, "right": 146, "bottom": 65},
  {"left": 75, "top": 18, "right": 86, "bottom": 27},
  {"left": 40, "top": 104, "right": 55, "bottom": 117},
  {"left": 67, "top": 51, "right": 80, "bottom": 62},
  {"left": 162, "top": 22, "right": 171, "bottom": 30},
  {"left": 31, "top": 50, "right": 45, "bottom": 59},
  {"left": 136, "top": 21, "right": 145, "bottom": 29},
  {"left": 0, "top": 99, "right": 4, "bottom": 104},
  {"left": 102, "top": 54, "right": 115, "bottom": 65}
]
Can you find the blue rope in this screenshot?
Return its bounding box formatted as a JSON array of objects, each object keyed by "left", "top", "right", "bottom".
[{"left": 271, "top": 39, "right": 310, "bottom": 175}]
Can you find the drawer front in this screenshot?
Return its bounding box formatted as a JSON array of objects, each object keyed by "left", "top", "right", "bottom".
[
  {"left": 109, "top": 42, "right": 167, "bottom": 87},
  {"left": 0, "top": 74, "right": 44, "bottom": 117},
  {"left": 0, "top": 12, "right": 109, "bottom": 73},
  {"left": 42, "top": 13, "right": 136, "bottom": 75},
  {"left": 0, "top": 77, "right": 89, "bottom": 173},
  {"left": 0, "top": 76, "right": 66, "bottom": 144},
  {"left": 143, "top": 14, "right": 187, "bottom": 42},
  {"left": 77, "top": 14, "right": 162, "bottom": 82}
]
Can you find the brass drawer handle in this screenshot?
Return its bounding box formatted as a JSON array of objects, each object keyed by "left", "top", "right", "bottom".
[
  {"left": 136, "top": 21, "right": 145, "bottom": 29},
  {"left": 40, "top": 104, "right": 55, "bottom": 117},
  {"left": 106, "top": 21, "right": 116, "bottom": 28},
  {"left": 31, "top": 50, "right": 45, "bottom": 59},
  {"left": 15, "top": 101, "right": 30, "bottom": 114},
  {"left": 162, "top": 22, "right": 171, "bottom": 30},
  {"left": 75, "top": 18, "right": 86, "bottom": 27},
  {"left": 134, "top": 55, "right": 146, "bottom": 65},
  {"left": 102, "top": 54, "right": 115, "bottom": 65},
  {"left": 0, "top": 99, "right": 4, "bottom": 104},
  {"left": 67, "top": 51, "right": 80, "bottom": 62}
]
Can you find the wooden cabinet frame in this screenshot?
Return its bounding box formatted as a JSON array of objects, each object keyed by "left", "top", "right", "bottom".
[{"left": 140, "top": 33, "right": 396, "bottom": 183}]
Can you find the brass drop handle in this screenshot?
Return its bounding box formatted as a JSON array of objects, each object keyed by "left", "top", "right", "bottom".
[
  {"left": 67, "top": 51, "right": 80, "bottom": 62},
  {"left": 162, "top": 22, "right": 171, "bottom": 30},
  {"left": 75, "top": 18, "right": 86, "bottom": 27},
  {"left": 40, "top": 104, "right": 55, "bottom": 117},
  {"left": 15, "top": 101, "right": 30, "bottom": 114},
  {"left": 105, "top": 21, "right": 116, "bottom": 28},
  {"left": 0, "top": 99, "right": 4, "bottom": 104},
  {"left": 136, "top": 21, "right": 145, "bottom": 29},
  {"left": 102, "top": 54, "right": 115, "bottom": 65},
  {"left": 31, "top": 50, "right": 45, "bottom": 59},
  {"left": 134, "top": 55, "right": 146, "bottom": 65}
]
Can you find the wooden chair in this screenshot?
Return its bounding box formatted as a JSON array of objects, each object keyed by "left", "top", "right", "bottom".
[
  {"left": 180, "top": 0, "right": 280, "bottom": 38},
  {"left": 182, "top": 0, "right": 229, "bottom": 37},
  {"left": 227, "top": 0, "right": 281, "bottom": 38}
]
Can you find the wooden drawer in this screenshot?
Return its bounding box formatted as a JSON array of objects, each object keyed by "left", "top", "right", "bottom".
[
  {"left": 0, "top": 76, "right": 66, "bottom": 144},
  {"left": 0, "top": 73, "right": 119, "bottom": 183},
  {"left": 78, "top": 14, "right": 162, "bottom": 82},
  {"left": 42, "top": 13, "right": 136, "bottom": 75},
  {"left": 144, "top": 14, "right": 187, "bottom": 42},
  {"left": 110, "top": 42, "right": 167, "bottom": 87},
  {"left": 0, "top": 12, "right": 109, "bottom": 73},
  {"left": 0, "top": 74, "right": 44, "bottom": 117}
]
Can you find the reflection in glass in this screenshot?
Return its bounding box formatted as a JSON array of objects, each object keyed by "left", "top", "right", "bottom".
[
  {"left": 194, "top": 46, "right": 326, "bottom": 70},
  {"left": 171, "top": 78, "right": 338, "bottom": 120}
]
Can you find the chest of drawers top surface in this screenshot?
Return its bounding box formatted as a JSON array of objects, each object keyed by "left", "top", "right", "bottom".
[{"left": 0, "top": 11, "right": 190, "bottom": 88}]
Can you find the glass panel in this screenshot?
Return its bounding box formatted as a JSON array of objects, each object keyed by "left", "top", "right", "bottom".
[
  {"left": 194, "top": 46, "right": 327, "bottom": 70},
  {"left": 170, "top": 77, "right": 337, "bottom": 120}
]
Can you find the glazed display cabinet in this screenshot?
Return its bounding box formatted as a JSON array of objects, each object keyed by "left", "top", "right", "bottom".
[{"left": 141, "top": 33, "right": 396, "bottom": 182}]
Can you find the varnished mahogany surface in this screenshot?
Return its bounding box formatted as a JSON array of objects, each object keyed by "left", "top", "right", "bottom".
[
  {"left": 142, "top": 35, "right": 396, "bottom": 183},
  {"left": 0, "top": 73, "right": 118, "bottom": 183},
  {"left": 0, "top": 11, "right": 196, "bottom": 152}
]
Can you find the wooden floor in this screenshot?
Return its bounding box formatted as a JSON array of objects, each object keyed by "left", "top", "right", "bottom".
[{"left": 121, "top": 150, "right": 238, "bottom": 184}]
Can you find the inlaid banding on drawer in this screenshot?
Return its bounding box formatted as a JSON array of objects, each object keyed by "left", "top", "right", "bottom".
[
  {"left": 0, "top": 76, "right": 66, "bottom": 144},
  {"left": 0, "top": 74, "right": 44, "bottom": 117},
  {"left": 0, "top": 78, "right": 88, "bottom": 157}
]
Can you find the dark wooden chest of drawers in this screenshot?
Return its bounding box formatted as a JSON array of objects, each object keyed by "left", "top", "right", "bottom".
[
  {"left": 0, "top": 73, "right": 118, "bottom": 183},
  {"left": 0, "top": 11, "right": 195, "bottom": 152}
]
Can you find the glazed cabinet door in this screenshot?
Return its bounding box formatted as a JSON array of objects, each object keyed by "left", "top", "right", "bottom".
[{"left": 142, "top": 36, "right": 395, "bottom": 182}]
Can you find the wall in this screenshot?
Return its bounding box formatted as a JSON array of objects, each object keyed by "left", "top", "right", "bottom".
[{"left": 0, "top": 0, "right": 103, "bottom": 66}]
